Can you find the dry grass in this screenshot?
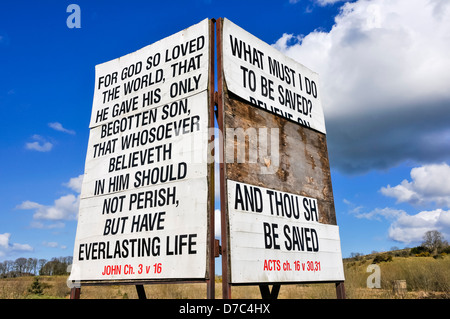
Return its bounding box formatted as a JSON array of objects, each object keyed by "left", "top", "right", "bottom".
[{"left": 1, "top": 255, "right": 448, "bottom": 299}]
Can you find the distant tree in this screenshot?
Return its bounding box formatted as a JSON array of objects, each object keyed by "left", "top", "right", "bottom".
[
  {"left": 0, "top": 262, "right": 6, "bottom": 277},
  {"left": 3, "top": 260, "right": 14, "bottom": 277},
  {"left": 14, "top": 257, "right": 28, "bottom": 274},
  {"left": 27, "top": 258, "right": 37, "bottom": 275},
  {"left": 38, "top": 259, "right": 47, "bottom": 274},
  {"left": 39, "top": 257, "right": 71, "bottom": 276},
  {"left": 350, "top": 252, "right": 361, "bottom": 258},
  {"left": 373, "top": 253, "right": 393, "bottom": 263},
  {"left": 422, "top": 230, "right": 448, "bottom": 254},
  {"left": 28, "top": 276, "right": 44, "bottom": 295}
]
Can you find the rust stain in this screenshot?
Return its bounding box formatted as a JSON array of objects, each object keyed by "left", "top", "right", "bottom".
[{"left": 223, "top": 92, "right": 337, "bottom": 225}]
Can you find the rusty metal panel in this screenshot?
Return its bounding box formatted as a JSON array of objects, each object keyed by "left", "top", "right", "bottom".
[{"left": 224, "top": 93, "right": 337, "bottom": 226}]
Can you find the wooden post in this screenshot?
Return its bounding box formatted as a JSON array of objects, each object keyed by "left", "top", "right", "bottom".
[
  {"left": 259, "top": 284, "right": 281, "bottom": 299},
  {"left": 335, "top": 281, "right": 346, "bottom": 299},
  {"left": 206, "top": 17, "right": 217, "bottom": 300},
  {"left": 135, "top": 285, "right": 147, "bottom": 299},
  {"left": 70, "top": 287, "right": 81, "bottom": 299},
  {"left": 216, "top": 17, "right": 232, "bottom": 300}
]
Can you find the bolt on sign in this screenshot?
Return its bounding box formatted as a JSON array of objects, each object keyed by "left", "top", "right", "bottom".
[
  {"left": 69, "top": 19, "right": 213, "bottom": 283},
  {"left": 219, "top": 18, "right": 344, "bottom": 284}
]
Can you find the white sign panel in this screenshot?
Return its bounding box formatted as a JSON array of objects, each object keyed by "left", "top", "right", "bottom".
[
  {"left": 227, "top": 180, "right": 344, "bottom": 284},
  {"left": 90, "top": 18, "right": 209, "bottom": 129},
  {"left": 71, "top": 177, "right": 208, "bottom": 281},
  {"left": 80, "top": 92, "right": 209, "bottom": 199},
  {"left": 223, "top": 18, "right": 326, "bottom": 134},
  {"left": 70, "top": 19, "right": 210, "bottom": 283}
]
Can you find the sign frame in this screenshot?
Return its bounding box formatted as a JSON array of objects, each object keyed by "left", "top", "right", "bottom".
[
  {"left": 69, "top": 18, "right": 217, "bottom": 299},
  {"left": 69, "top": 17, "right": 346, "bottom": 300},
  {"left": 215, "top": 18, "right": 345, "bottom": 299}
]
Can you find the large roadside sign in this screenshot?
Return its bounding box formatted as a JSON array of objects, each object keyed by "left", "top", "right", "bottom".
[
  {"left": 222, "top": 19, "right": 326, "bottom": 134},
  {"left": 69, "top": 19, "right": 213, "bottom": 283},
  {"left": 69, "top": 18, "right": 345, "bottom": 298},
  {"left": 219, "top": 18, "right": 344, "bottom": 285}
]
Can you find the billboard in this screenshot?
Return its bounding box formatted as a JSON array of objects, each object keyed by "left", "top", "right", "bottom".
[
  {"left": 220, "top": 18, "right": 344, "bottom": 285},
  {"left": 70, "top": 19, "right": 212, "bottom": 283},
  {"left": 222, "top": 19, "right": 326, "bottom": 134},
  {"left": 227, "top": 180, "right": 344, "bottom": 283}
]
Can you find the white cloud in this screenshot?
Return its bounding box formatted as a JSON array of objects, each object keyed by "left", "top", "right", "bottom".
[
  {"left": 0, "top": 233, "right": 33, "bottom": 257},
  {"left": 30, "top": 221, "right": 65, "bottom": 229},
  {"left": 25, "top": 135, "right": 53, "bottom": 152},
  {"left": 215, "top": 209, "right": 221, "bottom": 238},
  {"left": 17, "top": 175, "right": 83, "bottom": 223},
  {"left": 351, "top": 206, "right": 450, "bottom": 244},
  {"left": 0, "top": 233, "right": 9, "bottom": 248},
  {"left": 273, "top": 0, "right": 450, "bottom": 173},
  {"left": 346, "top": 162, "right": 450, "bottom": 244},
  {"left": 42, "top": 241, "right": 59, "bottom": 248},
  {"left": 289, "top": 0, "right": 346, "bottom": 5},
  {"left": 388, "top": 209, "right": 450, "bottom": 243},
  {"left": 315, "top": 0, "right": 347, "bottom": 6},
  {"left": 48, "top": 122, "right": 76, "bottom": 135},
  {"left": 352, "top": 207, "right": 404, "bottom": 221},
  {"left": 64, "top": 174, "right": 84, "bottom": 193},
  {"left": 31, "top": 194, "right": 79, "bottom": 221},
  {"left": 16, "top": 200, "right": 44, "bottom": 210},
  {"left": 343, "top": 198, "right": 364, "bottom": 215},
  {"left": 381, "top": 163, "right": 450, "bottom": 207}
]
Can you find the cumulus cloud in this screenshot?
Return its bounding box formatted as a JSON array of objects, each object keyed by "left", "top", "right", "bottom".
[
  {"left": 388, "top": 209, "right": 450, "bottom": 243},
  {"left": 346, "top": 162, "right": 450, "bottom": 243},
  {"left": 25, "top": 135, "right": 53, "bottom": 152},
  {"left": 42, "top": 241, "right": 58, "bottom": 248},
  {"left": 64, "top": 174, "right": 84, "bottom": 193},
  {"left": 17, "top": 174, "right": 83, "bottom": 224},
  {"left": 315, "top": 0, "right": 347, "bottom": 6},
  {"left": 381, "top": 163, "right": 450, "bottom": 207},
  {"left": 31, "top": 194, "right": 79, "bottom": 221},
  {"left": 347, "top": 204, "right": 450, "bottom": 244},
  {"left": 351, "top": 206, "right": 404, "bottom": 221},
  {"left": 273, "top": 0, "right": 450, "bottom": 173},
  {"left": 0, "top": 233, "right": 33, "bottom": 258},
  {"left": 48, "top": 122, "right": 76, "bottom": 135}
]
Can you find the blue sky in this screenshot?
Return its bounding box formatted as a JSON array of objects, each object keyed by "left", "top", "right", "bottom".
[{"left": 1, "top": 0, "right": 450, "bottom": 264}]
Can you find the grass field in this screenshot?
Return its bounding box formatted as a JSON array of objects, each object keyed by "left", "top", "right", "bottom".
[{"left": 1, "top": 255, "right": 448, "bottom": 299}]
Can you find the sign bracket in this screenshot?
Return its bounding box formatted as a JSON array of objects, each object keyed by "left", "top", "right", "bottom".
[
  {"left": 136, "top": 284, "right": 147, "bottom": 299},
  {"left": 259, "top": 284, "right": 280, "bottom": 299}
]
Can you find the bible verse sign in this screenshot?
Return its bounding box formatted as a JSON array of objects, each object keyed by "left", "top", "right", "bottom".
[{"left": 70, "top": 19, "right": 211, "bottom": 282}]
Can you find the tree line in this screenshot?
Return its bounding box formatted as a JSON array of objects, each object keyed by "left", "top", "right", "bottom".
[
  {"left": 349, "top": 230, "right": 450, "bottom": 260},
  {"left": 0, "top": 256, "right": 73, "bottom": 278}
]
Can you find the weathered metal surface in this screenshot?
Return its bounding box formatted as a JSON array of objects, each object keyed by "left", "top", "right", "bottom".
[
  {"left": 217, "top": 16, "right": 344, "bottom": 297},
  {"left": 223, "top": 90, "right": 337, "bottom": 226},
  {"left": 216, "top": 17, "right": 232, "bottom": 300},
  {"left": 207, "top": 18, "right": 216, "bottom": 299}
]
